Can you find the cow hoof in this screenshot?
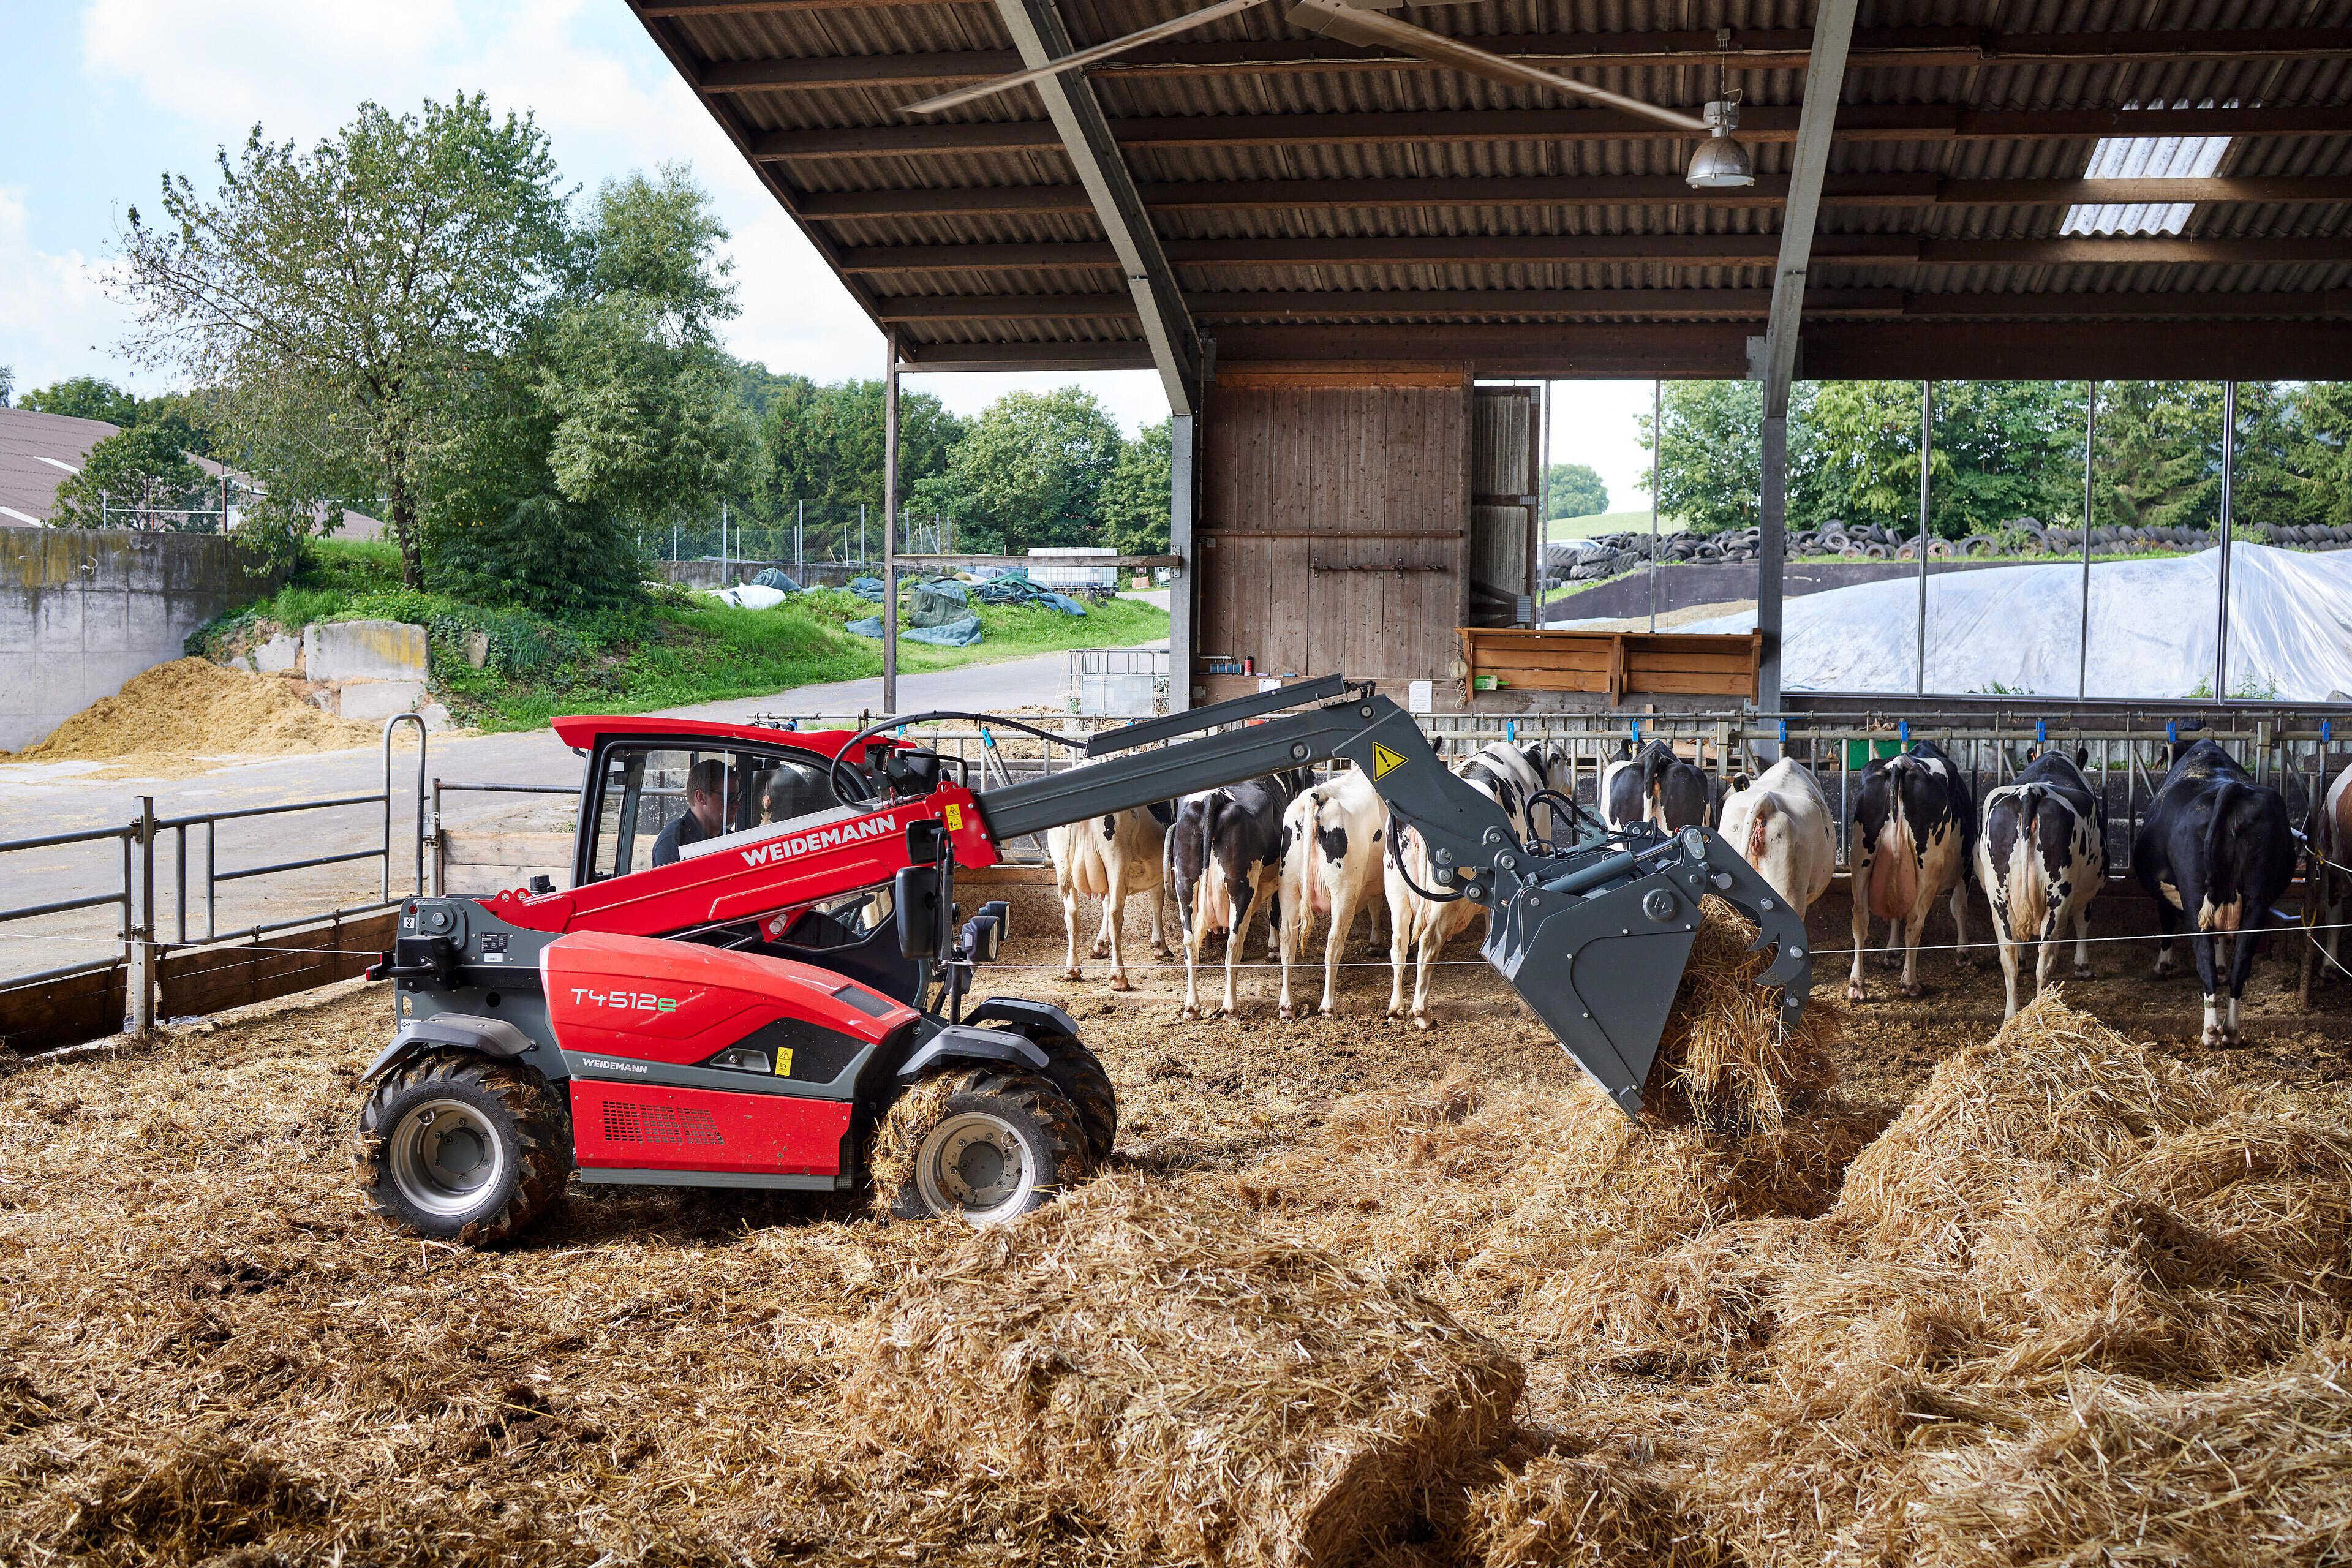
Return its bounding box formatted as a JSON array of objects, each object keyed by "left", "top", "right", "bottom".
[
  {"left": 1277, "top": 1005, "right": 1295, "bottom": 1021},
  {"left": 1845, "top": 982, "right": 1869, "bottom": 1004},
  {"left": 1181, "top": 1005, "right": 1202, "bottom": 1020},
  {"left": 1898, "top": 982, "right": 1924, "bottom": 1000},
  {"left": 2153, "top": 960, "right": 2174, "bottom": 979},
  {"left": 1955, "top": 953, "right": 1978, "bottom": 971},
  {"left": 1110, "top": 976, "right": 1132, "bottom": 993},
  {"left": 1412, "top": 1013, "right": 1431, "bottom": 1031},
  {"left": 2074, "top": 963, "right": 2094, "bottom": 980},
  {"left": 1319, "top": 1003, "right": 1340, "bottom": 1019},
  {"left": 1090, "top": 941, "right": 1110, "bottom": 960},
  {"left": 2202, "top": 1023, "right": 2228, "bottom": 1048},
  {"left": 1881, "top": 951, "right": 1904, "bottom": 971},
  {"left": 1063, "top": 967, "right": 1082, "bottom": 981},
  {"left": 1152, "top": 945, "right": 1173, "bottom": 960}
]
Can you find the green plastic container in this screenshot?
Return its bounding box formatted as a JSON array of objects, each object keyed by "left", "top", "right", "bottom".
[{"left": 1842, "top": 737, "right": 1905, "bottom": 771}]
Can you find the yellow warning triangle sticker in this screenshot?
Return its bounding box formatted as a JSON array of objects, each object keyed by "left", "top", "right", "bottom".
[{"left": 1371, "top": 744, "right": 1408, "bottom": 779}]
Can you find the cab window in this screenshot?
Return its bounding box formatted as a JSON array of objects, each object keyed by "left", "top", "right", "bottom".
[{"left": 586, "top": 743, "right": 846, "bottom": 882}]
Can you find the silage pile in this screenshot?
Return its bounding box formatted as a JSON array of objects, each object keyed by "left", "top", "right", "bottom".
[{"left": 0, "top": 658, "right": 380, "bottom": 773}]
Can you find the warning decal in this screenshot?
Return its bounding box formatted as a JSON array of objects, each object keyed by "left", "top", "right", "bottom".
[{"left": 1371, "top": 744, "right": 1408, "bottom": 779}]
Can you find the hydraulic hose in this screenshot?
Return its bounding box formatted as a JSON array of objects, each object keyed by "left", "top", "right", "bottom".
[{"left": 824, "top": 709, "right": 1092, "bottom": 808}]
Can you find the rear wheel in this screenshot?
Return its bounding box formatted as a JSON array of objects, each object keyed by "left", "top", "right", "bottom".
[
  {"left": 1032, "top": 1033, "right": 1118, "bottom": 1166},
  {"left": 888, "top": 1069, "right": 1090, "bottom": 1226},
  {"left": 354, "top": 1053, "right": 570, "bottom": 1244}
]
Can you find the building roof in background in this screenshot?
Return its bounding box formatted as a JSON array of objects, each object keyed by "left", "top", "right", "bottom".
[{"left": 0, "top": 405, "right": 382, "bottom": 538}]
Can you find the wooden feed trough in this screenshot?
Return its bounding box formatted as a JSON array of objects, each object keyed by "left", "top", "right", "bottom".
[{"left": 1457, "top": 628, "right": 1763, "bottom": 704}]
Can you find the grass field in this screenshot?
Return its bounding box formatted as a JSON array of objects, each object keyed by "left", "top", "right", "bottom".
[
  {"left": 1545, "top": 508, "right": 1684, "bottom": 539},
  {"left": 195, "top": 541, "right": 1169, "bottom": 730}
]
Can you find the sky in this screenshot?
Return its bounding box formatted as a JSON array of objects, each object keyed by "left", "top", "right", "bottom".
[{"left": 0, "top": 0, "right": 1654, "bottom": 487}]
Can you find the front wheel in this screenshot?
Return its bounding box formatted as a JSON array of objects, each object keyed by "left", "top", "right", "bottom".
[
  {"left": 354, "top": 1053, "right": 570, "bottom": 1244},
  {"left": 887, "top": 1069, "right": 1090, "bottom": 1226}
]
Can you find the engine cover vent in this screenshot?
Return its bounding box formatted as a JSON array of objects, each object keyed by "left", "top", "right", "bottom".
[{"left": 601, "top": 1101, "right": 724, "bottom": 1146}]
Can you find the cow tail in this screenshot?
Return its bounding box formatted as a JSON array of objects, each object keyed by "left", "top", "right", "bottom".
[
  {"left": 2013, "top": 785, "right": 2050, "bottom": 940},
  {"left": 1746, "top": 793, "right": 1776, "bottom": 866},
  {"left": 2204, "top": 781, "right": 2245, "bottom": 932}
]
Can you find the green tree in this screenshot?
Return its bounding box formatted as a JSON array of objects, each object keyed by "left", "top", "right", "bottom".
[
  {"left": 933, "top": 388, "right": 1122, "bottom": 554},
  {"left": 2092, "top": 382, "right": 2221, "bottom": 534},
  {"left": 759, "top": 378, "right": 961, "bottom": 514},
  {"left": 0, "top": 364, "right": 12, "bottom": 407},
  {"left": 121, "top": 96, "right": 570, "bottom": 584},
  {"left": 48, "top": 421, "right": 211, "bottom": 526},
  {"left": 1792, "top": 381, "right": 2084, "bottom": 538},
  {"left": 1647, "top": 380, "right": 1763, "bottom": 535},
  {"left": 1099, "top": 419, "right": 1172, "bottom": 555},
  {"left": 2279, "top": 382, "right": 2352, "bottom": 530},
  {"left": 1544, "top": 461, "right": 1607, "bottom": 521},
  {"left": 431, "top": 167, "right": 764, "bottom": 614},
  {"left": 18, "top": 375, "right": 140, "bottom": 426}
]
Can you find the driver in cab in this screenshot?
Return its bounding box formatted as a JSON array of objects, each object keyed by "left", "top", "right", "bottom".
[{"left": 652, "top": 760, "right": 734, "bottom": 867}]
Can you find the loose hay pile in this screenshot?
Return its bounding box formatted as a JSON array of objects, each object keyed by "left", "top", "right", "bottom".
[
  {"left": 0, "top": 657, "right": 381, "bottom": 774},
  {"left": 1, "top": 980, "right": 2347, "bottom": 1567}
]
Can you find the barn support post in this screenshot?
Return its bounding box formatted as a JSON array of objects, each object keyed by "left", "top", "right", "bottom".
[
  {"left": 2215, "top": 379, "right": 2236, "bottom": 702},
  {"left": 1916, "top": 379, "right": 1932, "bottom": 696},
  {"left": 883, "top": 330, "right": 901, "bottom": 714},
  {"left": 129, "top": 796, "right": 156, "bottom": 1036},
  {"left": 1649, "top": 379, "right": 1662, "bottom": 634},
  {"left": 1757, "top": 414, "right": 1788, "bottom": 712},
  {"left": 2079, "top": 380, "right": 2097, "bottom": 698},
  {"left": 1169, "top": 412, "right": 1199, "bottom": 710}
]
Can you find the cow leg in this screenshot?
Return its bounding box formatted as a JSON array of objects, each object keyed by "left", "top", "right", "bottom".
[
  {"left": 1898, "top": 905, "right": 1931, "bottom": 998},
  {"left": 1949, "top": 880, "right": 1975, "bottom": 968},
  {"left": 1992, "top": 918, "right": 2022, "bottom": 1020},
  {"left": 1148, "top": 879, "right": 1172, "bottom": 960},
  {"left": 1221, "top": 881, "right": 1264, "bottom": 1017},
  {"left": 2223, "top": 925, "right": 2261, "bottom": 1046},
  {"left": 2072, "top": 899, "right": 2094, "bottom": 979},
  {"left": 1276, "top": 885, "right": 1308, "bottom": 1020},
  {"left": 2192, "top": 927, "right": 2226, "bottom": 1047},
  {"left": 1847, "top": 861, "right": 1874, "bottom": 1003},
  {"left": 1103, "top": 865, "right": 1132, "bottom": 991},
  {"left": 1319, "top": 884, "right": 1355, "bottom": 1016},
  {"left": 1410, "top": 922, "right": 1442, "bottom": 1030},
  {"left": 1386, "top": 888, "right": 1412, "bottom": 1020},
  {"left": 1179, "top": 893, "right": 1208, "bottom": 1020},
  {"left": 2032, "top": 923, "right": 2058, "bottom": 1003},
  {"left": 2152, "top": 899, "right": 2179, "bottom": 979},
  {"left": 1058, "top": 879, "right": 1084, "bottom": 981},
  {"left": 1090, "top": 892, "right": 1113, "bottom": 959}
]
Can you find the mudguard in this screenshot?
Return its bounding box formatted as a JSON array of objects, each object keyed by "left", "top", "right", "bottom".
[
  {"left": 895, "top": 1023, "right": 1050, "bottom": 1080},
  {"left": 361, "top": 1014, "right": 541, "bottom": 1084},
  {"left": 962, "top": 997, "right": 1081, "bottom": 1041}
]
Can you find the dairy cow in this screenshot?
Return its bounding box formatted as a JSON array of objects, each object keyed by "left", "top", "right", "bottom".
[
  {"left": 1457, "top": 741, "right": 1545, "bottom": 843},
  {"left": 1274, "top": 769, "right": 1388, "bottom": 1019},
  {"left": 1167, "top": 769, "right": 1312, "bottom": 1018},
  {"left": 1847, "top": 741, "right": 1976, "bottom": 1001},
  {"left": 1602, "top": 740, "right": 1716, "bottom": 832},
  {"left": 2135, "top": 739, "right": 2295, "bottom": 1046},
  {"left": 1047, "top": 801, "right": 1174, "bottom": 990},
  {"left": 1717, "top": 758, "right": 1837, "bottom": 919},
  {"left": 1976, "top": 749, "right": 2106, "bottom": 1020},
  {"left": 1383, "top": 762, "right": 1515, "bottom": 1028}
]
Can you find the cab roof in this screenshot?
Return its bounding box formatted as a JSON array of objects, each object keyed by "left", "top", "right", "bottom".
[{"left": 549, "top": 715, "right": 875, "bottom": 758}]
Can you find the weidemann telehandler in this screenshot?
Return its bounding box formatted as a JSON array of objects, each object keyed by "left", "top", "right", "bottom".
[{"left": 356, "top": 676, "right": 1812, "bottom": 1240}]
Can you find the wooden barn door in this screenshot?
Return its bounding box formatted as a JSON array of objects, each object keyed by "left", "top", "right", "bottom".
[{"left": 1468, "top": 386, "right": 1539, "bottom": 628}]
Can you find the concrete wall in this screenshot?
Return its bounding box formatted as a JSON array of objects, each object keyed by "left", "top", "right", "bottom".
[{"left": 0, "top": 529, "right": 283, "bottom": 752}]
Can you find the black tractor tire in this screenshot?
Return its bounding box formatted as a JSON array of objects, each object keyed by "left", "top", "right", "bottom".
[
  {"left": 1030, "top": 1032, "right": 1119, "bottom": 1166},
  {"left": 354, "top": 1052, "right": 571, "bottom": 1245},
  {"left": 888, "top": 1068, "right": 1091, "bottom": 1226}
]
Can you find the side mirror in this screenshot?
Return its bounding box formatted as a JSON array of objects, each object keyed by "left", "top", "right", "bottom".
[
  {"left": 961, "top": 911, "right": 1002, "bottom": 963},
  {"left": 894, "top": 865, "right": 943, "bottom": 959}
]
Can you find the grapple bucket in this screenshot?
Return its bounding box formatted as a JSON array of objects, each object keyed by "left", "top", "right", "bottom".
[{"left": 1480, "top": 824, "right": 1812, "bottom": 1116}]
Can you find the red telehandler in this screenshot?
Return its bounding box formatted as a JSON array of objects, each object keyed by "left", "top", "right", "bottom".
[{"left": 356, "top": 677, "right": 1812, "bottom": 1240}]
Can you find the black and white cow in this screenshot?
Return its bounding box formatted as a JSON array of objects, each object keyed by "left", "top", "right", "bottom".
[
  {"left": 1457, "top": 741, "right": 1545, "bottom": 843},
  {"left": 2301, "top": 761, "right": 2352, "bottom": 1007},
  {"left": 1601, "top": 740, "right": 1716, "bottom": 832},
  {"left": 1384, "top": 761, "right": 1515, "bottom": 1028},
  {"left": 1847, "top": 740, "right": 1976, "bottom": 1001},
  {"left": 2133, "top": 739, "right": 2296, "bottom": 1046},
  {"left": 1976, "top": 748, "right": 2106, "bottom": 1020},
  {"left": 1047, "top": 801, "right": 1175, "bottom": 990},
  {"left": 1275, "top": 768, "right": 1387, "bottom": 1019},
  {"left": 1600, "top": 742, "right": 1648, "bottom": 830},
  {"left": 1167, "top": 767, "right": 1313, "bottom": 1018}
]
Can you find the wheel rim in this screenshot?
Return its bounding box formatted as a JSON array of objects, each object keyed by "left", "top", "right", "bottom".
[
  {"left": 914, "top": 1110, "right": 1037, "bottom": 1224},
  {"left": 386, "top": 1096, "right": 507, "bottom": 1220}
]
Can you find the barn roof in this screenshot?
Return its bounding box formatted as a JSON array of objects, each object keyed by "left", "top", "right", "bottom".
[{"left": 628, "top": 0, "right": 2352, "bottom": 382}]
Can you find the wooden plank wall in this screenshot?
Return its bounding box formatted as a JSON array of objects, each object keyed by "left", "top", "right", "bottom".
[
  {"left": 157, "top": 911, "right": 398, "bottom": 1020},
  {"left": 0, "top": 962, "right": 126, "bottom": 1056},
  {"left": 1199, "top": 367, "right": 1471, "bottom": 687},
  {"left": 1467, "top": 388, "right": 1537, "bottom": 625}
]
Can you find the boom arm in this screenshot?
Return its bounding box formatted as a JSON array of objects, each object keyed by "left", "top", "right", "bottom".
[{"left": 970, "top": 680, "right": 1813, "bottom": 1116}]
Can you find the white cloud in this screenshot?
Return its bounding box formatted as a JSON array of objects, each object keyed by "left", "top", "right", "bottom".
[
  {"left": 0, "top": 188, "right": 146, "bottom": 396},
  {"left": 62, "top": 0, "right": 1169, "bottom": 427}
]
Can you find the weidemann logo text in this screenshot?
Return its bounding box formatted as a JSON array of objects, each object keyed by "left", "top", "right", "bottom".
[{"left": 741, "top": 812, "right": 900, "bottom": 867}]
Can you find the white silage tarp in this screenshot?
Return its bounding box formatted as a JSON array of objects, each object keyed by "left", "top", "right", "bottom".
[{"left": 1678, "top": 545, "right": 2352, "bottom": 700}]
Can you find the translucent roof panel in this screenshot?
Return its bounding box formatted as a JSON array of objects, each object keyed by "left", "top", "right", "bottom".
[{"left": 2060, "top": 102, "right": 2234, "bottom": 238}]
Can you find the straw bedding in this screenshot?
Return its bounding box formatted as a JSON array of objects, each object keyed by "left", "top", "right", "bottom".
[{"left": 2, "top": 956, "right": 2348, "bottom": 1565}]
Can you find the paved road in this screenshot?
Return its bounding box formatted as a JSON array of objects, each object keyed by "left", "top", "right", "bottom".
[{"left": 0, "top": 650, "right": 1080, "bottom": 974}]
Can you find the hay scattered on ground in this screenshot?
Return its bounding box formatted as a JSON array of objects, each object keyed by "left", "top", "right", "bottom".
[
  {"left": 0, "top": 658, "right": 381, "bottom": 774},
  {"left": 839, "top": 1177, "right": 1523, "bottom": 1567},
  {"left": 1648, "top": 897, "right": 1840, "bottom": 1132},
  {"left": 1, "top": 971, "right": 2346, "bottom": 1568}
]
